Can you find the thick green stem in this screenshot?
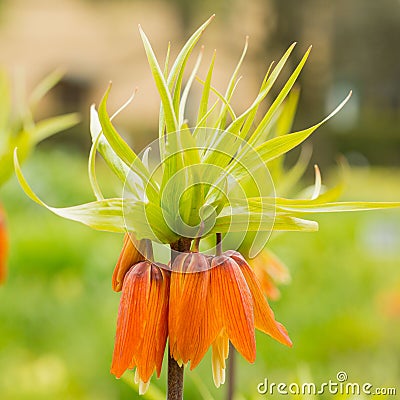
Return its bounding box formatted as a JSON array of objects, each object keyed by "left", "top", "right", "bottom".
[{"left": 168, "top": 237, "right": 192, "bottom": 400}]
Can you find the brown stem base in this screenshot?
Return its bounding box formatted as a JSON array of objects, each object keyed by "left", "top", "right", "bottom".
[{"left": 167, "top": 353, "right": 184, "bottom": 400}]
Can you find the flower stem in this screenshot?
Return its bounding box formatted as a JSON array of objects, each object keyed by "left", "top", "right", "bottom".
[
  {"left": 168, "top": 237, "right": 191, "bottom": 400},
  {"left": 192, "top": 236, "right": 200, "bottom": 253},
  {"left": 216, "top": 232, "right": 222, "bottom": 256},
  {"left": 167, "top": 353, "right": 184, "bottom": 400},
  {"left": 145, "top": 239, "right": 154, "bottom": 261},
  {"left": 226, "top": 343, "right": 236, "bottom": 400}
]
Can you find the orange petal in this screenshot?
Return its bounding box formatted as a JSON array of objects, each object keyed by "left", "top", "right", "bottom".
[
  {"left": 210, "top": 255, "right": 256, "bottom": 363},
  {"left": 169, "top": 253, "right": 219, "bottom": 368},
  {"left": 190, "top": 286, "right": 221, "bottom": 369},
  {"left": 168, "top": 253, "right": 187, "bottom": 361},
  {"left": 112, "top": 233, "right": 145, "bottom": 292},
  {"left": 111, "top": 262, "right": 150, "bottom": 378},
  {"left": 0, "top": 205, "right": 8, "bottom": 284},
  {"left": 231, "top": 254, "right": 292, "bottom": 347},
  {"left": 134, "top": 265, "right": 169, "bottom": 382}
]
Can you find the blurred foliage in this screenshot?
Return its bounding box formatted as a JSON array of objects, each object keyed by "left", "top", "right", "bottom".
[
  {"left": 1, "top": 150, "right": 399, "bottom": 399},
  {"left": 0, "top": 69, "right": 79, "bottom": 187}
]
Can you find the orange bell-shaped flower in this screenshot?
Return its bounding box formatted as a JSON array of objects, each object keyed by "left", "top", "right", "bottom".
[
  {"left": 169, "top": 249, "right": 292, "bottom": 387},
  {"left": 111, "top": 260, "right": 169, "bottom": 393}
]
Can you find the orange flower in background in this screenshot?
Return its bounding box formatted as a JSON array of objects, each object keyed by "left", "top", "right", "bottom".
[
  {"left": 169, "top": 250, "right": 292, "bottom": 387},
  {"left": 248, "top": 249, "right": 291, "bottom": 300},
  {"left": 0, "top": 204, "right": 8, "bottom": 284},
  {"left": 111, "top": 260, "right": 169, "bottom": 394}
]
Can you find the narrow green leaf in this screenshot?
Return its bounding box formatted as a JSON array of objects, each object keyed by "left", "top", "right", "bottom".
[
  {"left": 228, "top": 91, "right": 352, "bottom": 183},
  {"left": 275, "top": 85, "right": 301, "bottom": 137},
  {"left": 98, "top": 84, "right": 139, "bottom": 167},
  {"left": 214, "top": 43, "right": 297, "bottom": 145},
  {"left": 276, "top": 200, "right": 400, "bottom": 214},
  {"left": 15, "top": 149, "right": 178, "bottom": 241},
  {"left": 248, "top": 47, "right": 311, "bottom": 146},
  {"left": 88, "top": 128, "right": 105, "bottom": 201},
  {"left": 14, "top": 149, "right": 126, "bottom": 232},
  {"left": 179, "top": 47, "right": 203, "bottom": 128},
  {"left": 200, "top": 129, "right": 242, "bottom": 169},
  {"left": 239, "top": 62, "right": 276, "bottom": 141},
  {"left": 267, "top": 88, "right": 302, "bottom": 188},
  {"left": 197, "top": 49, "right": 216, "bottom": 125},
  {"left": 163, "top": 41, "right": 171, "bottom": 78},
  {"left": 158, "top": 41, "right": 172, "bottom": 157},
  {"left": 98, "top": 85, "right": 159, "bottom": 201},
  {"left": 90, "top": 105, "right": 129, "bottom": 186},
  {"left": 211, "top": 213, "right": 318, "bottom": 233},
  {"left": 193, "top": 100, "right": 220, "bottom": 138},
  {"left": 209, "top": 80, "right": 237, "bottom": 121},
  {"left": 28, "top": 68, "right": 65, "bottom": 108},
  {"left": 139, "top": 26, "right": 178, "bottom": 134},
  {"left": 238, "top": 195, "right": 400, "bottom": 214},
  {"left": 217, "top": 36, "right": 248, "bottom": 129},
  {"left": 31, "top": 113, "right": 80, "bottom": 144},
  {"left": 167, "top": 15, "right": 215, "bottom": 115},
  {"left": 227, "top": 43, "right": 297, "bottom": 139},
  {"left": 274, "top": 144, "right": 312, "bottom": 196},
  {"left": 90, "top": 103, "right": 142, "bottom": 198},
  {"left": 195, "top": 77, "right": 237, "bottom": 122},
  {"left": 160, "top": 129, "right": 200, "bottom": 194}
]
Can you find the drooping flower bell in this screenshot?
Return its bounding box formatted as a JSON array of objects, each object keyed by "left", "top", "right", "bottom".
[
  {"left": 168, "top": 248, "right": 292, "bottom": 387},
  {"left": 169, "top": 251, "right": 213, "bottom": 367},
  {"left": 111, "top": 259, "right": 169, "bottom": 394}
]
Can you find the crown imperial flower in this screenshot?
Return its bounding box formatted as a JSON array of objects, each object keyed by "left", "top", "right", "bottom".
[
  {"left": 111, "top": 260, "right": 169, "bottom": 393},
  {"left": 167, "top": 247, "right": 292, "bottom": 387}
]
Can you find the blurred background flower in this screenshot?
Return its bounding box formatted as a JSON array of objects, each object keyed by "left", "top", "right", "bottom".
[{"left": 0, "top": 0, "right": 399, "bottom": 399}]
